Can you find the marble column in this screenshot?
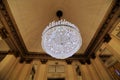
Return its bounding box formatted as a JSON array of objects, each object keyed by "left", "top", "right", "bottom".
[
  {"left": 0, "top": 54, "right": 16, "bottom": 80},
  {"left": 66, "top": 64, "right": 76, "bottom": 80},
  {"left": 87, "top": 63, "right": 100, "bottom": 80},
  {"left": 9, "top": 62, "right": 25, "bottom": 80},
  {"left": 4, "top": 57, "right": 20, "bottom": 80},
  {"left": 24, "top": 62, "right": 33, "bottom": 80},
  {"left": 72, "top": 61, "right": 82, "bottom": 80},
  {"left": 36, "top": 63, "right": 47, "bottom": 80},
  {"left": 91, "top": 57, "right": 112, "bottom": 80},
  {"left": 33, "top": 60, "right": 41, "bottom": 80},
  {"left": 80, "top": 64, "right": 92, "bottom": 80},
  {"left": 18, "top": 62, "right": 32, "bottom": 80}
]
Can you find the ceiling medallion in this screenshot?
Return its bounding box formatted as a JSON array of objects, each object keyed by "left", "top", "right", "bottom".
[{"left": 41, "top": 10, "right": 82, "bottom": 59}]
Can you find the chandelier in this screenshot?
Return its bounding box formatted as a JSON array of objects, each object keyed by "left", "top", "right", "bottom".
[{"left": 41, "top": 10, "right": 82, "bottom": 59}]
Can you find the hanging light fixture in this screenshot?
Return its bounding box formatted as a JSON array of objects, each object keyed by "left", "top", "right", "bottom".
[{"left": 41, "top": 10, "right": 82, "bottom": 59}]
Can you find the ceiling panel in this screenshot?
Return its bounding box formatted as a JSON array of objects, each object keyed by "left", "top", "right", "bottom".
[{"left": 6, "top": 0, "right": 113, "bottom": 54}]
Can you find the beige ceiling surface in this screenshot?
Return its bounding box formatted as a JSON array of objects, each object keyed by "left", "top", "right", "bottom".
[{"left": 6, "top": 0, "right": 113, "bottom": 54}]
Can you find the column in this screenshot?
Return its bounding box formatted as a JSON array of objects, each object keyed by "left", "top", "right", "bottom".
[
  {"left": 80, "top": 64, "right": 92, "bottom": 80},
  {"left": 66, "top": 65, "right": 76, "bottom": 80},
  {"left": 72, "top": 61, "right": 82, "bottom": 80},
  {"left": 91, "top": 57, "right": 112, "bottom": 80},
  {"left": 24, "top": 62, "right": 33, "bottom": 80},
  {"left": 36, "top": 63, "right": 47, "bottom": 80},
  {"left": 87, "top": 63, "right": 100, "bottom": 80},
  {"left": 0, "top": 54, "right": 16, "bottom": 80},
  {"left": 18, "top": 62, "right": 32, "bottom": 80},
  {"left": 9, "top": 62, "right": 25, "bottom": 80},
  {"left": 33, "top": 60, "right": 41, "bottom": 80},
  {"left": 4, "top": 57, "right": 20, "bottom": 80}
]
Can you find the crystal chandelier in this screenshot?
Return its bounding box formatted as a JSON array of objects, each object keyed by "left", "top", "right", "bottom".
[{"left": 41, "top": 10, "right": 82, "bottom": 59}]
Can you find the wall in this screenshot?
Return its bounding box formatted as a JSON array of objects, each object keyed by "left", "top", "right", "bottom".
[{"left": 0, "top": 55, "right": 113, "bottom": 80}]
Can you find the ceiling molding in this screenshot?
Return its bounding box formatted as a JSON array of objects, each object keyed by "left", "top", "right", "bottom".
[
  {"left": 0, "top": 1, "right": 27, "bottom": 57},
  {"left": 84, "top": 0, "right": 120, "bottom": 57},
  {"left": 0, "top": 51, "right": 8, "bottom": 55},
  {"left": 0, "top": 27, "right": 17, "bottom": 52}
]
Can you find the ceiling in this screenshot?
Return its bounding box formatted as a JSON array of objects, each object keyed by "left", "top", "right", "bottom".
[
  {"left": 1, "top": 0, "right": 119, "bottom": 61},
  {"left": 5, "top": 0, "right": 113, "bottom": 55}
]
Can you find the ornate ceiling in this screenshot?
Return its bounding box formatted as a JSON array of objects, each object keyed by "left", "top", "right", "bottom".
[
  {"left": 0, "top": 0, "right": 120, "bottom": 61},
  {"left": 6, "top": 0, "right": 113, "bottom": 54}
]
